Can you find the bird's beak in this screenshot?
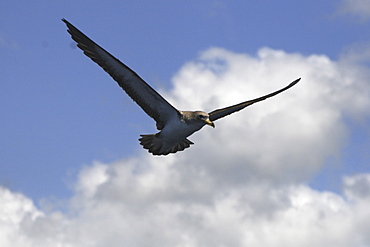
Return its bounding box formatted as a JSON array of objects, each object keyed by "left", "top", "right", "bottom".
[{"left": 205, "top": 119, "right": 215, "bottom": 128}]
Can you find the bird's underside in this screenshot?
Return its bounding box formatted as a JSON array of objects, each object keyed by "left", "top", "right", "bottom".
[{"left": 63, "top": 19, "right": 301, "bottom": 156}]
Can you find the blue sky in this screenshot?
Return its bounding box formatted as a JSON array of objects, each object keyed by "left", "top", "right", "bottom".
[{"left": 1, "top": 1, "right": 370, "bottom": 246}]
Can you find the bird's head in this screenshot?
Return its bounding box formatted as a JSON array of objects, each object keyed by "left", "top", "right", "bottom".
[
  {"left": 194, "top": 111, "right": 215, "bottom": 128},
  {"left": 180, "top": 111, "right": 215, "bottom": 129}
]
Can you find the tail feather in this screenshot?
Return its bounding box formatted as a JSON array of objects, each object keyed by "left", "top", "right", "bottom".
[
  {"left": 139, "top": 134, "right": 193, "bottom": 155},
  {"left": 170, "top": 139, "right": 193, "bottom": 153}
]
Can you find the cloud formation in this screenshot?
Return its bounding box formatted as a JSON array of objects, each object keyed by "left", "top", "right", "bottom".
[
  {"left": 1, "top": 47, "right": 369, "bottom": 246},
  {"left": 339, "top": 0, "right": 370, "bottom": 21}
]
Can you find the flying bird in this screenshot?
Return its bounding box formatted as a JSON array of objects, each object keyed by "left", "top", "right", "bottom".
[{"left": 62, "top": 19, "right": 300, "bottom": 156}]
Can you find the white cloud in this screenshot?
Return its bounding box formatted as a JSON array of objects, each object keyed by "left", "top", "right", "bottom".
[
  {"left": 1, "top": 47, "right": 369, "bottom": 246},
  {"left": 166, "top": 47, "right": 369, "bottom": 185},
  {"left": 2, "top": 172, "right": 370, "bottom": 246},
  {"left": 344, "top": 174, "right": 370, "bottom": 200},
  {"left": 338, "top": 0, "right": 370, "bottom": 21},
  {"left": 0, "top": 187, "right": 43, "bottom": 247}
]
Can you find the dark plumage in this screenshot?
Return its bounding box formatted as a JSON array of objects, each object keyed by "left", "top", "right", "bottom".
[{"left": 63, "top": 19, "right": 300, "bottom": 155}]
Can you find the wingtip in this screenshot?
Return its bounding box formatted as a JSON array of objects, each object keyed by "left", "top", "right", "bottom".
[
  {"left": 61, "top": 18, "right": 71, "bottom": 26},
  {"left": 290, "top": 77, "right": 301, "bottom": 86}
]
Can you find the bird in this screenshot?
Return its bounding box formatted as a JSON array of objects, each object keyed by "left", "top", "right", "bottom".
[{"left": 62, "top": 19, "right": 300, "bottom": 156}]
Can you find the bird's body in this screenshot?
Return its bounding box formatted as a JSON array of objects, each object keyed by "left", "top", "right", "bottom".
[
  {"left": 139, "top": 111, "right": 213, "bottom": 155},
  {"left": 63, "top": 19, "right": 300, "bottom": 155}
]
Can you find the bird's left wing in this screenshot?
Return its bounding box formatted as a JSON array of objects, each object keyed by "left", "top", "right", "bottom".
[
  {"left": 208, "top": 78, "right": 300, "bottom": 122},
  {"left": 62, "top": 19, "right": 180, "bottom": 130}
]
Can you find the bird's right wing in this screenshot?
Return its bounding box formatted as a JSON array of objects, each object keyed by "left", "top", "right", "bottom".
[
  {"left": 208, "top": 78, "right": 300, "bottom": 122},
  {"left": 63, "top": 19, "right": 179, "bottom": 130}
]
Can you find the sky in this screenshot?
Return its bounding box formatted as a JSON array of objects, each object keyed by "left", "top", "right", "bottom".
[{"left": 1, "top": 1, "right": 370, "bottom": 246}]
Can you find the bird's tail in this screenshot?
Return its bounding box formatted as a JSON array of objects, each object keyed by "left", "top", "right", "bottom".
[{"left": 139, "top": 134, "right": 193, "bottom": 155}]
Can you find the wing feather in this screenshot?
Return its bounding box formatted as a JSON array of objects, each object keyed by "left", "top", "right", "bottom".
[
  {"left": 209, "top": 78, "right": 300, "bottom": 121},
  {"left": 62, "top": 19, "right": 179, "bottom": 129}
]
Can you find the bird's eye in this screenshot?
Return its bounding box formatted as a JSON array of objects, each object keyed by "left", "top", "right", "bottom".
[{"left": 198, "top": 115, "right": 205, "bottom": 119}]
